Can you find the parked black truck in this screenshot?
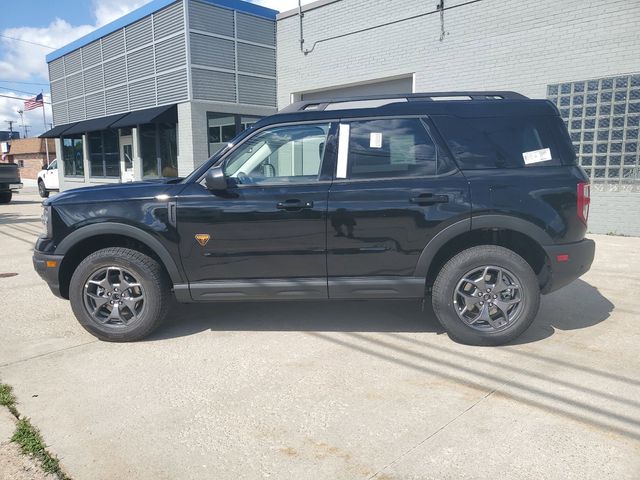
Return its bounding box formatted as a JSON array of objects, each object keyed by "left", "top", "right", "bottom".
[
  {"left": 0, "top": 162, "right": 22, "bottom": 203},
  {"left": 33, "top": 92, "right": 595, "bottom": 345}
]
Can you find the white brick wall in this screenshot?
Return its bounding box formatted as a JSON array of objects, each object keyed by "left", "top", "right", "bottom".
[{"left": 277, "top": 0, "right": 640, "bottom": 236}]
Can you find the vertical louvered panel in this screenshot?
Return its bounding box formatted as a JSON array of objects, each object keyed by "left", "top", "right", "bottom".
[
  {"left": 125, "top": 16, "right": 153, "bottom": 50},
  {"left": 102, "top": 30, "right": 125, "bottom": 60},
  {"left": 127, "top": 45, "right": 155, "bottom": 81},
  {"left": 192, "top": 68, "right": 236, "bottom": 102},
  {"left": 236, "top": 13, "right": 275, "bottom": 46},
  {"left": 129, "top": 78, "right": 156, "bottom": 110},
  {"left": 189, "top": 0, "right": 233, "bottom": 37},
  {"left": 105, "top": 86, "right": 129, "bottom": 114},
  {"left": 50, "top": 79, "right": 67, "bottom": 103},
  {"left": 83, "top": 65, "right": 104, "bottom": 93},
  {"left": 64, "top": 49, "right": 83, "bottom": 74},
  {"left": 157, "top": 68, "right": 188, "bottom": 104},
  {"left": 104, "top": 56, "right": 127, "bottom": 88},
  {"left": 65, "top": 72, "right": 84, "bottom": 99},
  {"left": 190, "top": 33, "right": 234, "bottom": 70},
  {"left": 67, "top": 97, "right": 85, "bottom": 122},
  {"left": 48, "top": 59, "right": 65, "bottom": 81},
  {"left": 82, "top": 40, "right": 102, "bottom": 67},
  {"left": 153, "top": 1, "right": 184, "bottom": 40},
  {"left": 238, "top": 75, "right": 276, "bottom": 106},
  {"left": 52, "top": 102, "right": 68, "bottom": 126},
  {"left": 85, "top": 92, "right": 106, "bottom": 119},
  {"left": 155, "top": 33, "right": 186, "bottom": 72},
  {"left": 237, "top": 43, "right": 275, "bottom": 76}
]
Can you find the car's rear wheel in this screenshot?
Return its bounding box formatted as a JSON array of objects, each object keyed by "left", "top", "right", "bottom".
[
  {"left": 432, "top": 245, "right": 540, "bottom": 346},
  {"left": 69, "top": 247, "right": 170, "bottom": 341},
  {"left": 0, "top": 191, "right": 12, "bottom": 204},
  {"left": 38, "top": 180, "right": 49, "bottom": 198}
]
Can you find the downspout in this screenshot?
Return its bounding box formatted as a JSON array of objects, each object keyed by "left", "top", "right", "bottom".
[{"left": 298, "top": 0, "right": 306, "bottom": 54}]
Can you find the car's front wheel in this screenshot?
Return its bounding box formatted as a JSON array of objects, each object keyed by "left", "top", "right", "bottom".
[
  {"left": 432, "top": 245, "right": 540, "bottom": 346},
  {"left": 38, "top": 180, "right": 49, "bottom": 198},
  {"left": 69, "top": 247, "right": 170, "bottom": 341}
]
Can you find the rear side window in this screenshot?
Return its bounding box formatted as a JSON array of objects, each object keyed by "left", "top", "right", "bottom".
[{"left": 433, "top": 116, "right": 576, "bottom": 169}]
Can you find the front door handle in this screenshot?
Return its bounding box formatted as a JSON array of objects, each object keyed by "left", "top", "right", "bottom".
[
  {"left": 409, "top": 193, "right": 449, "bottom": 205},
  {"left": 277, "top": 199, "right": 314, "bottom": 211}
]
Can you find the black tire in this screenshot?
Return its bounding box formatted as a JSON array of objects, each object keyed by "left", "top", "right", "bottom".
[
  {"left": 432, "top": 245, "right": 540, "bottom": 346},
  {"left": 38, "top": 180, "right": 49, "bottom": 198},
  {"left": 0, "top": 191, "right": 11, "bottom": 204},
  {"left": 69, "top": 247, "right": 170, "bottom": 342}
]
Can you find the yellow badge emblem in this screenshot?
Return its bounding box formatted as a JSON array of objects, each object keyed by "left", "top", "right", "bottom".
[{"left": 195, "top": 234, "right": 210, "bottom": 247}]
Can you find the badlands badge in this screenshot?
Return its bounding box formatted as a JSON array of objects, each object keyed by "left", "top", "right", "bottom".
[{"left": 195, "top": 234, "right": 210, "bottom": 247}]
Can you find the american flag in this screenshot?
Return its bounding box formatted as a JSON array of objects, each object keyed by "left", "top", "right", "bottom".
[{"left": 24, "top": 93, "right": 44, "bottom": 111}]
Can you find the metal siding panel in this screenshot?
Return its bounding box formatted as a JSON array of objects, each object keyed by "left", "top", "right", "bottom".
[
  {"left": 48, "top": 58, "right": 65, "bottom": 81},
  {"left": 67, "top": 97, "right": 85, "bottom": 122},
  {"left": 106, "top": 85, "right": 129, "bottom": 114},
  {"left": 155, "top": 33, "right": 186, "bottom": 72},
  {"left": 192, "top": 68, "right": 236, "bottom": 102},
  {"left": 236, "top": 13, "right": 275, "bottom": 46},
  {"left": 127, "top": 45, "right": 155, "bottom": 82},
  {"left": 237, "top": 42, "right": 275, "bottom": 76},
  {"left": 189, "top": 33, "right": 235, "bottom": 70},
  {"left": 153, "top": 1, "right": 184, "bottom": 40},
  {"left": 50, "top": 79, "right": 66, "bottom": 103},
  {"left": 64, "top": 50, "right": 83, "bottom": 74},
  {"left": 104, "top": 56, "right": 127, "bottom": 88},
  {"left": 102, "top": 29, "right": 125, "bottom": 60},
  {"left": 81, "top": 41, "right": 102, "bottom": 67},
  {"left": 189, "top": 0, "right": 234, "bottom": 37},
  {"left": 85, "top": 92, "right": 106, "bottom": 119},
  {"left": 157, "top": 68, "right": 188, "bottom": 104},
  {"left": 129, "top": 77, "right": 156, "bottom": 110},
  {"left": 65, "top": 72, "right": 84, "bottom": 99},
  {"left": 238, "top": 74, "right": 276, "bottom": 106},
  {"left": 83, "top": 65, "right": 104, "bottom": 93},
  {"left": 53, "top": 102, "right": 68, "bottom": 126},
  {"left": 125, "top": 16, "right": 153, "bottom": 49}
]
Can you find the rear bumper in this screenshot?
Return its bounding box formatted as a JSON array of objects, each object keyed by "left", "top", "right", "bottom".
[
  {"left": 1, "top": 182, "right": 22, "bottom": 191},
  {"left": 541, "top": 238, "right": 595, "bottom": 294},
  {"left": 32, "top": 250, "right": 64, "bottom": 299}
]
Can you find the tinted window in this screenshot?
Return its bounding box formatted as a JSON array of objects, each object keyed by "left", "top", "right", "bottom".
[
  {"left": 434, "top": 116, "right": 576, "bottom": 169},
  {"left": 346, "top": 118, "right": 443, "bottom": 179}
]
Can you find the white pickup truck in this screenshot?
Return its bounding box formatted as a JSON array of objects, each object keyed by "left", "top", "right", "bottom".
[{"left": 37, "top": 159, "right": 59, "bottom": 198}]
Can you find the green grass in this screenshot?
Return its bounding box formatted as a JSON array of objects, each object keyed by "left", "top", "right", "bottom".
[{"left": 0, "top": 383, "right": 18, "bottom": 416}]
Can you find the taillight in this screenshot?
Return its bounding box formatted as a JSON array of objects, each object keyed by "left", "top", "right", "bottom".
[{"left": 577, "top": 182, "right": 590, "bottom": 225}]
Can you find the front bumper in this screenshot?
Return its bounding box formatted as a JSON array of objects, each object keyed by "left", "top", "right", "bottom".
[
  {"left": 541, "top": 238, "right": 596, "bottom": 294},
  {"left": 33, "top": 250, "right": 64, "bottom": 298}
]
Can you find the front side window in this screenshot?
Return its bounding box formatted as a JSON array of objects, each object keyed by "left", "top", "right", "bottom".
[
  {"left": 223, "top": 123, "right": 331, "bottom": 185},
  {"left": 89, "top": 130, "right": 120, "bottom": 178},
  {"left": 62, "top": 136, "right": 83, "bottom": 177},
  {"left": 344, "top": 118, "right": 442, "bottom": 179}
]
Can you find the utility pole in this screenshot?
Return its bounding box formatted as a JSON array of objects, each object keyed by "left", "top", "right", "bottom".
[
  {"left": 5, "top": 120, "right": 16, "bottom": 138},
  {"left": 24, "top": 125, "right": 31, "bottom": 137},
  {"left": 17, "top": 109, "right": 26, "bottom": 137}
]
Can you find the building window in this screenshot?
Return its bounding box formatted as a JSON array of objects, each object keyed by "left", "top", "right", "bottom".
[
  {"left": 88, "top": 130, "right": 120, "bottom": 178},
  {"left": 18, "top": 160, "right": 24, "bottom": 168},
  {"left": 62, "top": 135, "right": 84, "bottom": 177},
  {"left": 140, "top": 123, "right": 178, "bottom": 178},
  {"left": 207, "top": 113, "right": 261, "bottom": 156},
  {"left": 547, "top": 74, "right": 640, "bottom": 190}
]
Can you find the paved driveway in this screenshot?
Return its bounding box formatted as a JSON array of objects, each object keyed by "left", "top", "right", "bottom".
[{"left": 1, "top": 191, "right": 639, "bottom": 479}]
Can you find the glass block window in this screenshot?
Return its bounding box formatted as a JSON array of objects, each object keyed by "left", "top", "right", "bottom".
[{"left": 547, "top": 74, "right": 640, "bottom": 191}]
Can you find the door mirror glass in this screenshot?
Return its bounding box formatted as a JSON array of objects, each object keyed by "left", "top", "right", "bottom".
[{"left": 204, "top": 165, "right": 228, "bottom": 191}]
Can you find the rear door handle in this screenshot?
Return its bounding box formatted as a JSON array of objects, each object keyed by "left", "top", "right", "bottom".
[
  {"left": 277, "top": 199, "right": 314, "bottom": 211},
  {"left": 409, "top": 193, "right": 449, "bottom": 205}
]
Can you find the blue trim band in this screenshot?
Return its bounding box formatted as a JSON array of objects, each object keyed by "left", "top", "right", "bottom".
[{"left": 46, "top": 0, "right": 277, "bottom": 63}]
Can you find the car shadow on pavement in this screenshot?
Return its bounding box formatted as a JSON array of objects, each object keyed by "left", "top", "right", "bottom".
[{"left": 150, "top": 279, "right": 613, "bottom": 345}]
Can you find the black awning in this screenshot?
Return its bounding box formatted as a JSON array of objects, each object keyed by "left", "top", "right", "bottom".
[
  {"left": 62, "top": 113, "right": 128, "bottom": 135},
  {"left": 110, "top": 104, "right": 177, "bottom": 128},
  {"left": 39, "top": 123, "right": 77, "bottom": 138}
]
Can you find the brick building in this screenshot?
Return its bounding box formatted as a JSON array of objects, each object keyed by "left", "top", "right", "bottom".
[{"left": 3, "top": 138, "right": 56, "bottom": 181}]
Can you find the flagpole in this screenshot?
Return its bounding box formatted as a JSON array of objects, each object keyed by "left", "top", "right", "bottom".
[{"left": 41, "top": 91, "right": 50, "bottom": 166}]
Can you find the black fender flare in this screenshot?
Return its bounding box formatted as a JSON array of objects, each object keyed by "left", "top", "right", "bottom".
[
  {"left": 56, "top": 223, "right": 184, "bottom": 284},
  {"left": 414, "top": 214, "right": 553, "bottom": 277}
]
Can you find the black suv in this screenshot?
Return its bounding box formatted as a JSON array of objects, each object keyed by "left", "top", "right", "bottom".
[{"left": 33, "top": 92, "right": 595, "bottom": 345}]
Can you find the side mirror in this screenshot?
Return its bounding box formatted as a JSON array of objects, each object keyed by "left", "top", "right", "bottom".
[{"left": 204, "top": 166, "right": 228, "bottom": 191}]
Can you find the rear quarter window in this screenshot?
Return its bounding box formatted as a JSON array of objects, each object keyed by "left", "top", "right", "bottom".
[{"left": 433, "top": 116, "right": 577, "bottom": 169}]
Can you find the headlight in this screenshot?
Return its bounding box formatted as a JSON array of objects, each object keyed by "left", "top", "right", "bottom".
[{"left": 41, "top": 206, "right": 53, "bottom": 238}]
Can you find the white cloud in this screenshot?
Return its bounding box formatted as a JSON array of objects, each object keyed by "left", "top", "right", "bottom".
[
  {"left": 93, "top": 0, "right": 152, "bottom": 26},
  {"left": 0, "top": 92, "right": 53, "bottom": 137},
  {"left": 249, "top": 0, "right": 315, "bottom": 13}
]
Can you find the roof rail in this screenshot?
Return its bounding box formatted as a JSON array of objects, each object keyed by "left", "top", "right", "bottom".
[{"left": 279, "top": 91, "right": 528, "bottom": 113}]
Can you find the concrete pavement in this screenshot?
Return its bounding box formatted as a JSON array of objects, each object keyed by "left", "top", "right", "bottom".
[{"left": 0, "top": 191, "right": 639, "bottom": 479}]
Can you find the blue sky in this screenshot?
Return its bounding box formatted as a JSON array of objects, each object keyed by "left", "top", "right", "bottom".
[{"left": 0, "top": 0, "right": 305, "bottom": 135}]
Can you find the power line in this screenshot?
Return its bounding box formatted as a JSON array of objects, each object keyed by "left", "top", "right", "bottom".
[
  {"left": 0, "top": 93, "right": 51, "bottom": 105},
  {"left": 0, "top": 33, "right": 55, "bottom": 49},
  {"left": 0, "top": 79, "right": 50, "bottom": 86},
  {"left": 0, "top": 86, "right": 48, "bottom": 97}
]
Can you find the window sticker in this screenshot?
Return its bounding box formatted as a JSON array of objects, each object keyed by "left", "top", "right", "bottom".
[
  {"left": 369, "top": 132, "right": 382, "bottom": 148},
  {"left": 522, "top": 148, "right": 552, "bottom": 165}
]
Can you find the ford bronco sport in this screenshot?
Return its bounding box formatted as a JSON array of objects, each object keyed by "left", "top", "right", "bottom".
[{"left": 33, "top": 92, "right": 595, "bottom": 345}]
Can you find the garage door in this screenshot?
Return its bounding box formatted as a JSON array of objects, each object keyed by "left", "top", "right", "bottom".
[{"left": 300, "top": 76, "right": 413, "bottom": 101}]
